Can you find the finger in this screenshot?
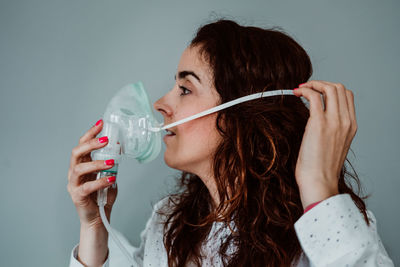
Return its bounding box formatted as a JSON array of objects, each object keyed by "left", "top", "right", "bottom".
[
  {"left": 70, "top": 136, "right": 109, "bottom": 168},
  {"left": 333, "top": 83, "right": 351, "bottom": 126},
  {"left": 305, "top": 81, "right": 352, "bottom": 129},
  {"left": 299, "top": 80, "right": 339, "bottom": 118},
  {"left": 346, "top": 89, "right": 357, "bottom": 135},
  {"left": 79, "top": 175, "right": 117, "bottom": 197},
  {"left": 79, "top": 119, "right": 104, "bottom": 145},
  {"left": 293, "top": 87, "right": 324, "bottom": 119},
  {"left": 70, "top": 159, "right": 115, "bottom": 186}
]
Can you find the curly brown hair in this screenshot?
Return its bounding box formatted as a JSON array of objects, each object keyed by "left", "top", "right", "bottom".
[{"left": 159, "top": 19, "right": 370, "bottom": 267}]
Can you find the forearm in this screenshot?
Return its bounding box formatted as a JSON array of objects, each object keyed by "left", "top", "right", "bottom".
[{"left": 77, "top": 223, "right": 109, "bottom": 267}]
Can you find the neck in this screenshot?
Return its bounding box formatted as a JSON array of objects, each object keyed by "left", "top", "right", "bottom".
[
  {"left": 203, "top": 174, "right": 220, "bottom": 209},
  {"left": 191, "top": 163, "right": 220, "bottom": 209}
]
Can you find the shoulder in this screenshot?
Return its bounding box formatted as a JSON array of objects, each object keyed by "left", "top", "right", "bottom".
[
  {"left": 148, "top": 195, "right": 178, "bottom": 226},
  {"left": 138, "top": 195, "right": 177, "bottom": 243},
  {"left": 152, "top": 196, "right": 172, "bottom": 213},
  {"left": 151, "top": 195, "right": 178, "bottom": 215}
]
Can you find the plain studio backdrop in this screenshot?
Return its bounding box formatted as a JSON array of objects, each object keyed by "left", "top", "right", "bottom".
[{"left": 0, "top": 0, "right": 399, "bottom": 266}]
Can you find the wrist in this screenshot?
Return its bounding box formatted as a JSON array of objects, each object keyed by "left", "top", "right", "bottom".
[
  {"left": 303, "top": 200, "right": 323, "bottom": 213},
  {"left": 80, "top": 220, "right": 107, "bottom": 233},
  {"left": 78, "top": 222, "right": 109, "bottom": 266},
  {"left": 298, "top": 182, "right": 339, "bottom": 210},
  {"left": 80, "top": 207, "right": 112, "bottom": 230}
]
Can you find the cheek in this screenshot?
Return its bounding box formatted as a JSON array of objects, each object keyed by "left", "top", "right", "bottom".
[
  {"left": 165, "top": 114, "right": 221, "bottom": 168},
  {"left": 180, "top": 114, "right": 219, "bottom": 149}
]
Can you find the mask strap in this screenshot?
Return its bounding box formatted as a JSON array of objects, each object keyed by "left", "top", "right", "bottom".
[{"left": 149, "top": 89, "right": 297, "bottom": 132}]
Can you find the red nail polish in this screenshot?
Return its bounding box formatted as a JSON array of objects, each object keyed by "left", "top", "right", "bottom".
[
  {"left": 293, "top": 88, "right": 298, "bottom": 90},
  {"left": 107, "top": 176, "right": 116, "bottom": 183},
  {"left": 99, "top": 136, "right": 108, "bottom": 143},
  {"left": 299, "top": 83, "right": 305, "bottom": 87},
  {"left": 105, "top": 159, "right": 114, "bottom": 166},
  {"left": 95, "top": 119, "right": 102, "bottom": 126}
]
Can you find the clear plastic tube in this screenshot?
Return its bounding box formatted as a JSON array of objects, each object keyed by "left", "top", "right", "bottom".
[{"left": 96, "top": 172, "right": 135, "bottom": 267}]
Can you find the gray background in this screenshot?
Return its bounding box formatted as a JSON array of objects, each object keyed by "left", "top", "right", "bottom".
[{"left": 0, "top": 0, "right": 399, "bottom": 266}]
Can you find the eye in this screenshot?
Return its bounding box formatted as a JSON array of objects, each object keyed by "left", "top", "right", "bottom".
[{"left": 179, "top": 86, "right": 191, "bottom": 96}]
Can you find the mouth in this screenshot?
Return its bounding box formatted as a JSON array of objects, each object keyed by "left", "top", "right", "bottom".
[{"left": 165, "top": 128, "right": 176, "bottom": 136}]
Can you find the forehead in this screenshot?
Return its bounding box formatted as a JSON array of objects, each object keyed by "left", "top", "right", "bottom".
[{"left": 177, "top": 46, "right": 212, "bottom": 83}]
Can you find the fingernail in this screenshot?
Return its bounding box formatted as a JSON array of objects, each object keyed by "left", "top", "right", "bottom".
[
  {"left": 105, "top": 159, "right": 114, "bottom": 166},
  {"left": 107, "top": 176, "right": 116, "bottom": 183},
  {"left": 299, "top": 83, "right": 306, "bottom": 87},
  {"left": 95, "top": 119, "right": 102, "bottom": 126},
  {"left": 293, "top": 88, "right": 299, "bottom": 90},
  {"left": 99, "top": 136, "right": 108, "bottom": 143}
]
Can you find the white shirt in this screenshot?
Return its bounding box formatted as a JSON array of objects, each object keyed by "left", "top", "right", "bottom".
[{"left": 69, "top": 194, "right": 394, "bottom": 266}]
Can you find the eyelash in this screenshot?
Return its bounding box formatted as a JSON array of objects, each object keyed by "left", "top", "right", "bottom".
[{"left": 179, "top": 86, "right": 191, "bottom": 96}]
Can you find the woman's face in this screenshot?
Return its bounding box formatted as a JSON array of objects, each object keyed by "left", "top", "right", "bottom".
[{"left": 153, "top": 45, "right": 222, "bottom": 176}]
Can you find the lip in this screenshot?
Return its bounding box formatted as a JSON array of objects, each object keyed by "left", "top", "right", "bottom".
[
  {"left": 163, "top": 126, "right": 177, "bottom": 142},
  {"left": 163, "top": 134, "right": 175, "bottom": 142}
]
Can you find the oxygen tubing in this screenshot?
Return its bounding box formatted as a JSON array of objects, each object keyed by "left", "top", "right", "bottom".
[{"left": 97, "top": 172, "right": 135, "bottom": 267}]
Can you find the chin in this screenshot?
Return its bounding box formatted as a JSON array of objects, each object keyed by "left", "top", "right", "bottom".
[
  {"left": 163, "top": 151, "right": 194, "bottom": 173},
  {"left": 163, "top": 151, "right": 181, "bottom": 170}
]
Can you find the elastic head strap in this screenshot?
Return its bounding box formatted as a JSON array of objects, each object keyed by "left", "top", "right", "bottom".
[{"left": 149, "top": 89, "right": 297, "bottom": 132}]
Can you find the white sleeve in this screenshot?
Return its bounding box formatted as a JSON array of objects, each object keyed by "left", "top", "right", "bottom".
[
  {"left": 294, "top": 193, "right": 394, "bottom": 266},
  {"left": 68, "top": 198, "right": 167, "bottom": 267}
]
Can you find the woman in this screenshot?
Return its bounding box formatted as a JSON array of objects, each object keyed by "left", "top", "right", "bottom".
[{"left": 68, "top": 19, "right": 394, "bottom": 266}]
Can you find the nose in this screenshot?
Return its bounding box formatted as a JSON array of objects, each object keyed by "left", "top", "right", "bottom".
[{"left": 153, "top": 94, "right": 173, "bottom": 119}]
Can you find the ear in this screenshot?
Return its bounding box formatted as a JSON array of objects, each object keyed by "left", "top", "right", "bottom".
[{"left": 216, "top": 112, "right": 227, "bottom": 135}]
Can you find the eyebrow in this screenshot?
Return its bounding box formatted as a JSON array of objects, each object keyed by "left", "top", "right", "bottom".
[{"left": 174, "top": 71, "right": 201, "bottom": 84}]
